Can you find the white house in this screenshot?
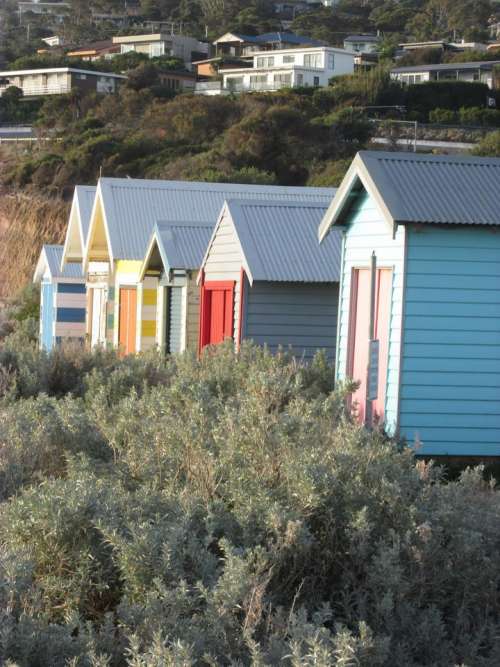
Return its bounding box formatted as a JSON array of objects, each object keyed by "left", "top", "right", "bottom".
[
  {"left": 343, "top": 35, "right": 379, "bottom": 54},
  {"left": 0, "top": 68, "right": 126, "bottom": 98},
  {"left": 112, "top": 33, "right": 208, "bottom": 69},
  {"left": 390, "top": 60, "right": 500, "bottom": 89},
  {"left": 196, "top": 46, "right": 354, "bottom": 95}
]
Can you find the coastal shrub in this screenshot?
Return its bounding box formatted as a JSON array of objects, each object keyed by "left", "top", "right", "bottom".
[{"left": 1, "top": 342, "right": 500, "bottom": 665}]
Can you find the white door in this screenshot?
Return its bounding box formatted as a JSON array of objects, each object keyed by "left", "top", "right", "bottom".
[{"left": 91, "top": 288, "right": 105, "bottom": 348}]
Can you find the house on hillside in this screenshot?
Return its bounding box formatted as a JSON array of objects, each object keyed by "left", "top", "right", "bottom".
[
  {"left": 139, "top": 222, "right": 213, "bottom": 354},
  {"left": 66, "top": 41, "right": 120, "bottom": 62},
  {"left": 33, "top": 245, "right": 86, "bottom": 351},
  {"left": 0, "top": 68, "right": 126, "bottom": 98},
  {"left": 212, "top": 31, "right": 325, "bottom": 58},
  {"left": 112, "top": 34, "right": 209, "bottom": 69},
  {"left": 390, "top": 60, "right": 500, "bottom": 89},
  {"left": 18, "top": 1, "right": 69, "bottom": 23},
  {"left": 343, "top": 35, "right": 380, "bottom": 54},
  {"left": 318, "top": 150, "right": 500, "bottom": 458},
  {"left": 195, "top": 46, "right": 354, "bottom": 95},
  {"left": 198, "top": 199, "right": 341, "bottom": 361},
  {"left": 80, "top": 178, "right": 335, "bottom": 355}
]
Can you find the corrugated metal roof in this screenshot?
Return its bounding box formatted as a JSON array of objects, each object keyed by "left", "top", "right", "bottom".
[
  {"left": 75, "top": 185, "right": 97, "bottom": 246},
  {"left": 392, "top": 60, "right": 500, "bottom": 73},
  {"left": 44, "top": 245, "right": 83, "bottom": 279},
  {"left": 155, "top": 221, "right": 213, "bottom": 271},
  {"left": 358, "top": 151, "right": 500, "bottom": 226},
  {"left": 225, "top": 199, "right": 341, "bottom": 283},
  {"left": 99, "top": 177, "right": 336, "bottom": 261}
]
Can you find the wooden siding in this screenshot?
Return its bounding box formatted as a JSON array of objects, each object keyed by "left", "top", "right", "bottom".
[
  {"left": 141, "top": 276, "right": 158, "bottom": 351},
  {"left": 41, "top": 282, "right": 54, "bottom": 350},
  {"left": 167, "top": 286, "right": 183, "bottom": 354},
  {"left": 336, "top": 190, "right": 405, "bottom": 434},
  {"left": 186, "top": 274, "right": 200, "bottom": 352},
  {"left": 203, "top": 213, "right": 243, "bottom": 340},
  {"left": 243, "top": 281, "right": 338, "bottom": 362},
  {"left": 399, "top": 225, "right": 500, "bottom": 456}
]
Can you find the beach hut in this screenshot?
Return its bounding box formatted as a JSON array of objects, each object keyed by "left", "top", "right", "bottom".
[
  {"left": 318, "top": 150, "right": 500, "bottom": 457},
  {"left": 61, "top": 184, "right": 114, "bottom": 348},
  {"left": 139, "top": 221, "right": 213, "bottom": 353},
  {"left": 199, "top": 199, "right": 342, "bottom": 361},
  {"left": 33, "top": 245, "right": 86, "bottom": 351},
  {"left": 82, "top": 178, "right": 335, "bottom": 355}
]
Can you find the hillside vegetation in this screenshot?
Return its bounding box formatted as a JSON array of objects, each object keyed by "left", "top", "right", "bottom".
[{"left": 0, "top": 319, "right": 500, "bottom": 665}]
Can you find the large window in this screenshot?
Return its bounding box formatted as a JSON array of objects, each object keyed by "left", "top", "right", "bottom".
[
  {"left": 249, "top": 74, "right": 268, "bottom": 89},
  {"left": 304, "top": 53, "right": 322, "bottom": 68},
  {"left": 283, "top": 54, "right": 295, "bottom": 64},
  {"left": 256, "top": 56, "right": 275, "bottom": 67},
  {"left": 226, "top": 76, "right": 244, "bottom": 91},
  {"left": 150, "top": 43, "right": 165, "bottom": 58},
  {"left": 327, "top": 53, "right": 335, "bottom": 70},
  {"left": 273, "top": 73, "right": 292, "bottom": 88}
]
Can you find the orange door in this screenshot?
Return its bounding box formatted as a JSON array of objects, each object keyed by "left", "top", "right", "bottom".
[
  {"left": 347, "top": 268, "right": 392, "bottom": 425},
  {"left": 200, "top": 281, "right": 235, "bottom": 351},
  {"left": 119, "top": 287, "right": 137, "bottom": 355}
]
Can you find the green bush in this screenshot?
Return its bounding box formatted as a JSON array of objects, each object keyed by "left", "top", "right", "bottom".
[
  {"left": 1, "top": 342, "right": 500, "bottom": 665},
  {"left": 428, "top": 108, "right": 456, "bottom": 124},
  {"left": 406, "top": 81, "right": 490, "bottom": 120}
]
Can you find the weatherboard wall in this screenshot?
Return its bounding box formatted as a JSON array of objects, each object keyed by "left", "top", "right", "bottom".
[
  {"left": 40, "top": 280, "right": 86, "bottom": 350},
  {"left": 336, "top": 190, "right": 405, "bottom": 433},
  {"left": 242, "top": 281, "right": 339, "bottom": 362},
  {"left": 399, "top": 225, "right": 500, "bottom": 457}
]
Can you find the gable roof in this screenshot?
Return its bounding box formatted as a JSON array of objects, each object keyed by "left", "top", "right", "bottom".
[
  {"left": 319, "top": 151, "right": 500, "bottom": 240},
  {"left": 88, "top": 177, "right": 336, "bottom": 265},
  {"left": 140, "top": 221, "right": 213, "bottom": 279},
  {"left": 202, "top": 199, "right": 342, "bottom": 284},
  {"left": 34, "top": 245, "right": 83, "bottom": 283},
  {"left": 61, "top": 185, "right": 97, "bottom": 267}
]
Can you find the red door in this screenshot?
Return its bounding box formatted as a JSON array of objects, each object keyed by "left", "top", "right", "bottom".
[
  {"left": 347, "top": 268, "right": 392, "bottom": 425},
  {"left": 200, "top": 281, "right": 235, "bottom": 351},
  {"left": 119, "top": 287, "right": 137, "bottom": 356}
]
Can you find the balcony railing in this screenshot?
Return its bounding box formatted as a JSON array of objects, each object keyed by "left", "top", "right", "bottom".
[
  {"left": 195, "top": 80, "right": 293, "bottom": 95},
  {"left": 0, "top": 84, "right": 72, "bottom": 98}
]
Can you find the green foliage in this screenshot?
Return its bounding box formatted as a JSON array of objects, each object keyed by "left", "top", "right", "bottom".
[
  {"left": 405, "top": 81, "right": 490, "bottom": 120},
  {"left": 1, "top": 342, "right": 500, "bottom": 664},
  {"left": 473, "top": 130, "right": 500, "bottom": 156}
]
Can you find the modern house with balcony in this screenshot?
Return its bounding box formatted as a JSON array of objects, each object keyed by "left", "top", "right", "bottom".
[
  {"left": 212, "top": 31, "right": 325, "bottom": 58},
  {"left": 0, "top": 68, "right": 126, "bottom": 98},
  {"left": 195, "top": 46, "right": 355, "bottom": 95},
  {"left": 390, "top": 60, "right": 500, "bottom": 89},
  {"left": 112, "top": 34, "right": 209, "bottom": 69}
]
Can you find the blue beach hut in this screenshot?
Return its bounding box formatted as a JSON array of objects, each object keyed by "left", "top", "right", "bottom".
[{"left": 319, "top": 151, "right": 500, "bottom": 457}]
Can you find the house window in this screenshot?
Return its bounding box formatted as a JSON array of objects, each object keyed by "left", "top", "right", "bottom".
[
  {"left": 296, "top": 73, "right": 303, "bottom": 85},
  {"left": 256, "top": 56, "right": 275, "bottom": 67},
  {"left": 249, "top": 74, "right": 268, "bottom": 89},
  {"left": 77, "top": 73, "right": 87, "bottom": 80},
  {"left": 150, "top": 43, "right": 165, "bottom": 58},
  {"left": 327, "top": 53, "right": 335, "bottom": 70},
  {"left": 273, "top": 73, "right": 292, "bottom": 87},
  {"left": 313, "top": 76, "right": 320, "bottom": 86},
  {"left": 283, "top": 54, "right": 295, "bottom": 64},
  {"left": 226, "top": 76, "right": 244, "bottom": 91},
  {"left": 304, "top": 53, "right": 322, "bottom": 68},
  {"left": 121, "top": 44, "right": 135, "bottom": 53}
]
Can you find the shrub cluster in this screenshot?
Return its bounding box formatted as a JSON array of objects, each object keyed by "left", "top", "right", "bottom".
[{"left": 1, "top": 336, "right": 500, "bottom": 665}]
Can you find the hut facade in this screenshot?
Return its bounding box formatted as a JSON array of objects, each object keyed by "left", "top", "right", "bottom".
[
  {"left": 319, "top": 150, "right": 500, "bottom": 457},
  {"left": 199, "top": 199, "right": 342, "bottom": 361}
]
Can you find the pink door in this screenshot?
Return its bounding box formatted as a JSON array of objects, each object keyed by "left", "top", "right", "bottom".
[{"left": 347, "top": 268, "right": 392, "bottom": 425}]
